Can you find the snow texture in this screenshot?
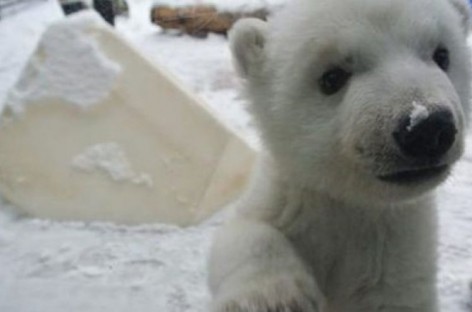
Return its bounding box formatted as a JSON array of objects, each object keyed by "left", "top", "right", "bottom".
[
  {"left": 0, "top": 0, "right": 471, "bottom": 311},
  {"left": 0, "top": 0, "right": 63, "bottom": 109},
  {"left": 5, "top": 12, "right": 121, "bottom": 114},
  {"left": 408, "top": 101, "right": 429, "bottom": 131},
  {"left": 71, "top": 142, "right": 154, "bottom": 187}
]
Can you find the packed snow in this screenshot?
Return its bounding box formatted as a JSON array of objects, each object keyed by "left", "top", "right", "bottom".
[
  {"left": 5, "top": 13, "right": 121, "bottom": 114},
  {"left": 71, "top": 142, "right": 154, "bottom": 188},
  {"left": 0, "top": 0, "right": 471, "bottom": 311}
]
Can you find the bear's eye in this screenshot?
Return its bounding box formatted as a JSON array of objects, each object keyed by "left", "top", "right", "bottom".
[
  {"left": 319, "top": 67, "right": 351, "bottom": 95},
  {"left": 433, "top": 46, "right": 449, "bottom": 71}
]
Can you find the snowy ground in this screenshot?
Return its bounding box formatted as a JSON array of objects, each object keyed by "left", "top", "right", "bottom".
[{"left": 0, "top": 0, "right": 471, "bottom": 311}]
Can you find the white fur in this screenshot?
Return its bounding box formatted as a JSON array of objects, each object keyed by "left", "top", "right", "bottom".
[{"left": 209, "top": 0, "right": 472, "bottom": 311}]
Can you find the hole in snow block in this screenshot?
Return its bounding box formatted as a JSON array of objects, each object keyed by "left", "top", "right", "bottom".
[{"left": 0, "top": 12, "right": 255, "bottom": 226}]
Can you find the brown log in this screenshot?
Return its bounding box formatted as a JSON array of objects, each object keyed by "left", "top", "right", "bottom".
[{"left": 150, "top": 4, "right": 269, "bottom": 37}]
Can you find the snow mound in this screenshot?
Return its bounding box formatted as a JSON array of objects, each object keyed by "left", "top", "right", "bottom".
[{"left": 5, "top": 12, "right": 121, "bottom": 114}]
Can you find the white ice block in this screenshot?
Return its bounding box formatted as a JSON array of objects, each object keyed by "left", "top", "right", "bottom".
[{"left": 0, "top": 12, "right": 255, "bottom": 226}]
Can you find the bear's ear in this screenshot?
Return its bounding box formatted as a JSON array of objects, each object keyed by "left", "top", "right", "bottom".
[
  {"left": 449, "top": 0, "right": 471, "bottom": 34},
  {"left": 229, "top": 18, "right": 268, "bottom": 79}
]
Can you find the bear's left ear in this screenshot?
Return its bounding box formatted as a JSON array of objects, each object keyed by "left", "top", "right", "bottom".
[
  {"left": 449, "top": 0, "right": 471, "bottom": 34},
  {"left": 229, "top": 18, "right": 268, "bottom": 79}
]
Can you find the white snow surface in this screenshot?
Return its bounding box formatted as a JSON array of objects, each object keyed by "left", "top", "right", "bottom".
[
  {"left": 5, "top": 12, "right": 121, "bottom": 113},
  {"left": 71, "top": 142, "right": 154, "bottom": 187},
  {"left": 0, "top": 0, "right": 471, "bottom": 311},
  {"left": 408, "top": 101, "right": 430, "bottom": 131},
  {"left": 0, "top": 0, "right": 63, "bottom": 107}
]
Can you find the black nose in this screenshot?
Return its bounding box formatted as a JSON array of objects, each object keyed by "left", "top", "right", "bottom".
[{"left": 393, "top": 109, "right": 457, "bottom": 160}]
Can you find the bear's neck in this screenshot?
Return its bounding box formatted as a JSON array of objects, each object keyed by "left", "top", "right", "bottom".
[{"left": 238, "top": 155, "right": 435, "bottom": 230}]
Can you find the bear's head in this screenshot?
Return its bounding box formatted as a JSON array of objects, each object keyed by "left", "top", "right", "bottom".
[{"left": 230, "top": 0, "right": 472, "bottom": 205}]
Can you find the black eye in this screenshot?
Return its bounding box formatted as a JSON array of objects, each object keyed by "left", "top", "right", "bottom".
[
  {"left": 319, "top": 67, "right": 351, "bottom": 95},
  {"left": 433, "top": 46, "right": 449, "bottom": 71}
]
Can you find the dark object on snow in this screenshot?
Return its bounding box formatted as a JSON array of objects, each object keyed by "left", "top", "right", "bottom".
[
  {"left": 150, "top": 4, "right": 269, "bottom": 38},
  {"left": 60, "top": 0, "right": 86, "bottom": 15},
  {"left": 93, "top": 0, "right": 115, "bottom": 26},
  {"left": 113, "top": 0, "right": 128, "bottom": 17}
]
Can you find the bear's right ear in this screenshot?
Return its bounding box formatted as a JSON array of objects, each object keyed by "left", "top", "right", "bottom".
[{"left": 229, "top": 18, "right": 268, "bottom": 79}]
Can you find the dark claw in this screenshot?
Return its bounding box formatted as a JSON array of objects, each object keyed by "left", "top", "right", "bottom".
[
  {"left": 219, "top": 299, "right": 318, "bottom": 312},
  {"left": 268, "top": 301, "right": 306, "bottom": 312}
]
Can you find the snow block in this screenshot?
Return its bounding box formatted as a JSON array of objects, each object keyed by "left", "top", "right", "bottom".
[{"left": 0, "top": 12, "right": 255, "bottom": 226}]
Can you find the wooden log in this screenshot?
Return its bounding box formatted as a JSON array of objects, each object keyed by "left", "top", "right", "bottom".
[{"left": 150, "top": 4, "right": 269, "bottom": 37}]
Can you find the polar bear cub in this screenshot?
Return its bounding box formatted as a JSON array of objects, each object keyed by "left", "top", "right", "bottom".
[{"left": 209, "top": 0, "right": 471, "bottom": 311}]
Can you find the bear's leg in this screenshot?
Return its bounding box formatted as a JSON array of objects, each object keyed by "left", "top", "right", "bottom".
[{"left": 208, "top": 219, "right": 325, "bottom": 312}]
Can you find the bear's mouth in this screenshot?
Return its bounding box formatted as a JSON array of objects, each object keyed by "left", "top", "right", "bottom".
[{"left": 377, "top": 164, "right": 449, "bottom": 184}]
